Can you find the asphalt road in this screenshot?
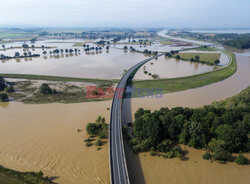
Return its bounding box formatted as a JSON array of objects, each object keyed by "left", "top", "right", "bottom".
[{"left": 109, "top": 54, "right": 163, "bottom": 184}]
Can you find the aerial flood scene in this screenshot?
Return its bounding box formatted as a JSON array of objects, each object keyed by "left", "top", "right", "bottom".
[{"left": 0, "top": 0, "right": 250, "bottom": 184}]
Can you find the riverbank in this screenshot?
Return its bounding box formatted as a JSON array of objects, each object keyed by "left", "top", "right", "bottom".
[
  {"left": 130, "top": 51, "right": 236, "bottom": 94},
  {"left": 0, "top": 166, "right": 54, "bottom": 184}
]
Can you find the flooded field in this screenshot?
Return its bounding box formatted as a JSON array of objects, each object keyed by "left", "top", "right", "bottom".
[
  {"left": 133, "top": 55, "right": 216, "bottom": 80},
  {"left": 0, "top": 37, "right": 250, "bottom": 184},
  {"left": 0, "top": 50, "right": 249, "bottom": 184},
  {"left": 126, "top": 145, "right": 250, "bottom": 184},
  {"left": 0, "top": 40, "right": 147, "bottom": 79},
  {"left": 0, "top": 101, "right": 112, "bottom": 184}
]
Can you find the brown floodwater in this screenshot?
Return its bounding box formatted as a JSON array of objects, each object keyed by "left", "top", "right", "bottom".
[
  {"left": 0, "top": 101, "right": 112, "bottom": 184},
  {"left": 0, "top": 40, "right": 147, "bottom": 79},
  {"left": 123, "top": 51, "right": 250, "bottom": 184},
  {"left": 0, "top": 48, "right": 249, "bottom": 184},
  {"left": 133, "top": 55, "right": 216, "bottom": 80}
]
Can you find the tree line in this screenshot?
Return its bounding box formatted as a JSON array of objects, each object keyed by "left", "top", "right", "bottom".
[{"left": 128, "top": 87, "right": 250, "bottom": 164}]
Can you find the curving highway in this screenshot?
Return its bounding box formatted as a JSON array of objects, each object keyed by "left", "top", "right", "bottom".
[{"left": 109, "top": 54, "right": 163, "bottom": 184}]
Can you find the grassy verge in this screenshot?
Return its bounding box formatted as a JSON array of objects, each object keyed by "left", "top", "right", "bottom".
[
  {"left": 158, "top": 39, "right": 172, "bottom": 45},
  {"left": 72, "top": 42, "right": 94, "bottom": 47},
  {"left": 173, "top": 52, "right": 221, "bottom": 65},
  {"left": 0, "top": 166, "right": 54, "bottom": 184},
  {"left": 115, "top": 41, "right": 151, "bottom": 45},
  {"left": 192, "top": 47, "right": 217, "bottom": 52},
  {"left": 130, "top": 51, "right": 236, "bottom": 94}
]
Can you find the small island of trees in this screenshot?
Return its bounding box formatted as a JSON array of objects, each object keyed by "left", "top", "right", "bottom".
[{"left": 85, "top": 116, "right": 108, "bottom": 148}]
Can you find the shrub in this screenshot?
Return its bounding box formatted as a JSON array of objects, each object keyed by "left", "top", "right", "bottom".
[
  {"left": 5, "top": 86, "right": 15, "bottom": 93},
  {"left": 86, "top": 142, "right": 93, "bottom": 147},
  {"left": 40, "top": 83, "right": 52, "bottom": 94},
  {"left": 202, "top": 152, "right": 212, "bottom": 160},
  {"left": 0, "top": 77, "right": 6, "bottom": 91},
  {"left": 235, "top": 154, "right": 248, "bottom": 165},
  {"left": 150, "top": 147, "right": 156, "bottom": 156},
  {"left": 0, "top": 93, "right": 8, "bottom": 102},
  {"left": 95, "top": 139, "right": 103, "bottom": 146},
  {"left": 214, "top": 59, "right": 220, "bottom": 65},
  {"left": 86, "top": 123, "right": 101, "bottom": 136},
  {"left": 176, "top": 55, "right": 181, "bottom": 59}
]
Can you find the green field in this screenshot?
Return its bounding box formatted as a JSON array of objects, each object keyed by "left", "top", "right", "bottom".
[
  {"left": 130, "top": 51, "right": 236, "bottom": 94},
  {"left": 174, "top": 52, "right": 221, "bottom": 65},
  {"left": 158, "top": 39, "right": 172, "bottom": 45},
  {"left": 193, "top": 47, "right": 217, "bottom": 52},
  {"left": 0, "top": 166, "right": 54, "bottom": 184}
]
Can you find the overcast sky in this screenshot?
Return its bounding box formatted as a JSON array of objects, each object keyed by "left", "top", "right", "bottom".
[{"left": 0, "top": 0, "right": 249, "bottom": 28}]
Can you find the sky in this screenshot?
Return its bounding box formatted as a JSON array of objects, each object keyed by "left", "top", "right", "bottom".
[{"left": 0, "top": 0, "right": 249, "bottom": 28}]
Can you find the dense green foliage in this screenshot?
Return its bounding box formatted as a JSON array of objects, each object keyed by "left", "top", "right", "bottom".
[
  {"left": 0, "top": 93, "right": 8, "bottom": 102},
  {"left": 202, "top": 152, "right": 212, "bottom": 160},
  {"left": 86, "top": 116, "right": 108, "bottom": 139},
  {"left": 0, "top": 76, "right": 6, "bottom": 91},
  {"left": 235, "top": 154, "right": 248, "bottom": 165},
  {"left": 39, "top": 83, "right": 54, "bottom": 94},
  {"left": 223, "top": 34, "right": 250, "bottom": 49},
  {"left": 5, "top": 86, "right": 15, "bottom": 93},
  {"left": 131, "top": 87, "right": 250, "bottom": 162},
  {"left": 0, "top": 166, "right": 54, "bottom": 184}
]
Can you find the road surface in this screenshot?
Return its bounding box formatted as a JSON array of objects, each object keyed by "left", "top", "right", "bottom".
[{"left": 109, "top": 54, "right": 163, "bottom": 184}]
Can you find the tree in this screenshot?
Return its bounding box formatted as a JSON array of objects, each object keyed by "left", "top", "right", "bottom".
[
  {"left": 214, "top": 59, "right": 220, "bottom": 65},
  {"left": 96, "top": 115, "right": 102, "bottom": 123},
  {"left": 95, "top": 138, "right": 103, "bottom": 146},
  {"left": 202, "top": 152, "right": 212, "bottom": 160},
  {"left": 42, "top": 51, "right": 47, "bottom": 55},
  {"left": 86, "top": 123, "right": 101, "bottom": 135},
  {"left": 39, "top": 83, "right": 52, "bottom": 94},
  {"left": 0, "top": 93, "right": 8, "bottom": 102},
  {"left": 5, "top": 86, "right": 15, "bottom": 93},
  {"left": 208, "top": 138, "right": 231, "bottom": 161},
  {"left": 124, "top": 46, "right": 128, "bottom": 50},
  {"left": 0, "top": 77, "right": 6, "bottom": 91},
  {"left": 195, "top": 55, "right": 200, "bottom": 62},
  {"left": 215, "top": 124, "right": 242, "bottom": 152},
  {"left": 15, "top": 52, "right": 20, "bottom": 57},
  {"left": 176, "top": 55, "right": 181, "bottom": 59},
  {"left": 235, "top": 154, "right": 248, "bottom": 165}
]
